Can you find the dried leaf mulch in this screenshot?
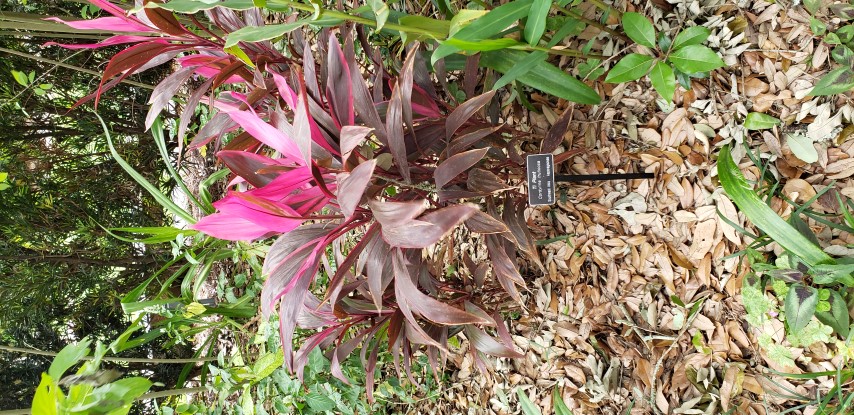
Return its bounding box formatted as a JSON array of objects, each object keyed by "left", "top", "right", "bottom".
[{"left": 411, "top": 1, "right": 854, "bottom": 414}]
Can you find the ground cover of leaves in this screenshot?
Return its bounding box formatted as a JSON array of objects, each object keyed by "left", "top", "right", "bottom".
[{"left": 408, "top": 1, "right": 854, "bottom": 414}]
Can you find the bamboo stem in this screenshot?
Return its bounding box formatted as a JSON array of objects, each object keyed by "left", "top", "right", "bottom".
[
  {"left": 0, "top": 47, "right": 157, "bottom": 91},
  {"left": 0, "top": 345, "right": 217, "bottom": 364}
]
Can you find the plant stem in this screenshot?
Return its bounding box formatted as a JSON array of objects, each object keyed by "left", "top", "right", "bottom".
[
  {"left": 0, "top": 47, "right": 157, "bottom": 91},
  {"left": 556, "top": 5, "right": 628, "bottom": 42},
  {"left": 589, "top": 0, "right": 622, "bottom": 19},
  {"left": 0, "top": 345, "right": 217, "bottom": 364},
  {"left": 139, "top": 387, "right": 207, "bottom": 400}
]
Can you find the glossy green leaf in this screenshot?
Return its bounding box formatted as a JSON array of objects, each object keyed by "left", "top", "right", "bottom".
[
  {"left": 152, "top": 0, "right": 255, "bottom": 13},
  {"left": 493, "top": 17, "right": 582, "bottom": 89},
  {"left": 743, "top": 112, "right": 781, "bottom": 130},
  {"left": 785, "top": 284, "right": 818, "bottom": 332},
  {"left": 524, "top": 0, "right": 551, "bottom": 45},
  {"left": 11, "top": 69, "right": 28, "bottom": 86},
  {"left": 717, "top": 145, "right": 833, "bottom": 266},
  {"left": 367, "top": 0, "right": 389, "bottom": 31},
  {"left": 816, "top": 289, "right": 850, "bottom": 337},
  {"left": 622, "top": 12, "right": 656, "bottom": 48},
  {"left": 32, "top": 373, "right": 60, "bottom": 415},
  {"left": 809, "top": 67, "right": 854, "bottom": 96},
  {"left": 604, "top": 53, "right": 655, "bottom": 83},
  {"left": 49, "top": 339, "right": 91, "bottom": 379},
  {"left": 668, "top": 45, "right": 725, "bottom": 73},
  {"left": 480, "top": 49, "right": 600, "bottom": 104},
  {"left": 224, "top": 21, "right": 306, "bottom": 47},
  {"left": 517, "top": 389, "right": 543, "bottom": 415},
  {"left": 305, "top": 391, "right": 335, "bottom": 411},
  {"left": 252, "top": 350, "right": 285, "bottom": 382},
  {"left": 672, "top": 26, "right": 711, "bottom": 50},
  {"left": 812, "top": 264, "right": 854, "bottom": 286},
  {"left": 649, "top": 61, "right": 676, "bottom": 102},
  {"left": 443, "top": 37, "right": 523, "bottom": 52},
  {"left": 449, "top": 10, "right": 488, "bottom": 36},
  {"left": 432, "top": 0, "right": 534, "bottom": 65}
]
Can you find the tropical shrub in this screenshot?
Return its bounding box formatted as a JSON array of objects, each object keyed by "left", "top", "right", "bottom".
[{"left": 48, "top": 0, "right": 553, "bottom": 398}]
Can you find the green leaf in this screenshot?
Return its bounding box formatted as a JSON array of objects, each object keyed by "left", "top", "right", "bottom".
[
  {"left": 668, "top": 45, "right": 725, "bottom": 73},
  {"left": 785, "top": 284, "right": 818, "bottom": 332},
  {"left": 397, "top": 15, "right": 451, "bottom": 39},
  {"left": 305, "top": 391, "right": 335, "bottom": 411},
  {"left": 785, "top": 132, "right": 818, "bottom": 163},
  {"left": 816, "top": 289, "right": 850, "bottom": 337},
  {"left": 443, "top": 37, "right": 523, "bottom": 52},
  {"left": 743, "top": 112, "right": 781, "bottom": 130},
  {"left": 809, "top": 67, "right": 854, "bottom": 96},
  {"left": 32, "top": 373, "right": 61, "bottom": 415},
  {"left": 431, "top": 0, "right": 534, "bottom": 65},
  {"left": 812, "top": 264, "right": 854, "bottom": 286},
  {"left": 252, "top": 351, "right": 284, "bottom": 382},
  {"left": 493, "top": 17, "right": 582, "bottom": 89},
  {"left": 649, "top": 61, "right": 676, "bottom": 103},
  {"left": 622, "top": 12, "right": 656, "bottom": 48},
  {"left": 717, "top": 145, "right": 834, "bottom": 267},
  {"left": 49, "top": 339, "right": 91, "bottom": 379},
  {"left": 224, "top": 21, "right": 307, "bottom": 47},
  {"left": 604, "top": 53, "right": 655, "bottom": 83},
  {"left": 517, "top": 389, "right": 543, "bottom": 415},
  {"left": 152, "top": 0, "right": 255, "bottom": 13},
  {"left": 524, "top": 0, "right": 551, "bottom": 45},
  {"left": 100, "top": 115, "right": 196, "bottom": 225},
  {"left": 480, "top": 49, "right": 600, "bottom": 104},
  {"left": 449, "top": 10, "right": 488, "bottom": 37},
  {"left": 11, "top": 69, "right": 28, "bottom": 86},
  {"left": 671, "top": 26, "right": 711, "bottom": 50},
  {"left": 809, "top": 17, "right": 827, "bottom": 36},
  {"left": 367, "top": 0, "right": 389, "bottom": 31},
  {"left": 804, "top": 0, "right": 821, "bottom": 14},
  {"left": 787, "top": 319, "right": 832, "bottom": 347},
  {"left": 553, "top": 387, "right": 574, "bottom": 415}
]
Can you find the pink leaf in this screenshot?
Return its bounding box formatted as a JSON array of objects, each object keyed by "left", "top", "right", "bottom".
[
  {"left": 326, "top": 36, "right": 354, "bottom": 127},
  {"left": 379, "top": 204, "right": 478, "bottom": 248},
  {"left": 44, "top": 35, "right": 152, "bottom": 50},
  {"left": 221, "top": 109, "right": 304, "bottom": 164},
  {"left": 45, "top": 16, "right": 153, "bottom": 33},
  {"left": 146, "top": 65, "right": 196, "bottom": 130},
  {"left": 370, "top": 199, "right": 426, "bottom": 228},
  {"left": 216, "top": 150, "right": 282, "bottom": 188},
  {"left": 386, "top": 81, "right": 410, "bottom": 182},
  {"left": 340, "top": 126, "right": 372, "bottom": 162}
]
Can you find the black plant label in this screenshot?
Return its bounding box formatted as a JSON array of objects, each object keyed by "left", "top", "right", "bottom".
[{"left": 526, "top": 154, "right": 555, "bottom": 206}]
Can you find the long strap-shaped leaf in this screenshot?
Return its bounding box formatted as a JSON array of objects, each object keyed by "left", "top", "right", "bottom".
[
  {"left": 718, "top": 145, "right": 832, "bottom": 267},
  {"left": 99, "top": 113, "right": 197, "bottom": 224}
]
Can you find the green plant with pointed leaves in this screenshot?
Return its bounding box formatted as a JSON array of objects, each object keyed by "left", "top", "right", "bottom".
[
  {"left": 719, "top": 145, "right": 854, "bottom": 372},
  {"left": 605, "top": 12, "right": 725, "bottom": 103},
  {"left": 804, "top": 1, "right": 854, "bottom": 96}
]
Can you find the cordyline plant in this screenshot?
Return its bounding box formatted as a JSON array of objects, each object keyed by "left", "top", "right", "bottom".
[{"left": 50, "top": 1, "right": 551, "bottom": 398}]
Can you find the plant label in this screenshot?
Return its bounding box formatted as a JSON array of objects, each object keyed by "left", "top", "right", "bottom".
[{"left": 527, "top": 153, "right": 555, "bottom": 206}]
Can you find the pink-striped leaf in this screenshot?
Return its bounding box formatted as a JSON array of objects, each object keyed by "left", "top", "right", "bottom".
[
  {"left": 45, "top": 16, "right": 154, "bottom": 33},
  {"left": 386, "top": 81, "right": 410, "bottom": 182},
  {"left": 146, "top": 65, "right": 196, "bottom": 130},
  {"left": 378, "top": 204, "right": 478, "bottom": 248},
  {"left": 221, "top": 109, "right": 304, "bottom": 164},
  {"left": 340, "top": 126, "right": 372, "bottom": 162},
  {"left": 326, "top": 36, "right": 354, "bottom": 127},
  {"left": 44, "top": 35, "right": 152, "bottom": 50}
]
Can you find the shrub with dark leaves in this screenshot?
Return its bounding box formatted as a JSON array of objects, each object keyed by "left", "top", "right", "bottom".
[{"left": 51, "top": 2, "right": 545, "bottom": 398}]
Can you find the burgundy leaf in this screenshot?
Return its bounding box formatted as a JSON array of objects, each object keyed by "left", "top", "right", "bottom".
[
  {"left": 178, "top": 77, "right": 214, "bottom": 142},
  {"left": 143, "top": 1, "right": 190, "bottom": 36},
  {"left": 393, "top": 249, "right": 491, "bottom": 326},
  {"left": 542, "top": 105, "right": 573, "bottom": 153},
  {"left": 346, "top": 37, "right": 387, "bottom": 144},
  {"left": 146, "top": 65, "right": 196, "bottom": 130},
  {"left": 277, "top": 268, "right": 311, "bottom": 372},
  {"left": 294, "top": 89, "right": 312, "bottom": 166},
  {"left": 211, "top": 60, "right": 253, "bottom": 90},
  {"left": 294, "top": 326, "right": 343, "bottom": 381},
  {"left": 370, "top": 199, "right": 426, "bottom": 227},
  {"left": 464, "top": 210, "right": 510, "bottom": 234},
  {"left": 502, "top": 197, "right": 544, "bottom": 271},
  {"left": 363, "top": 231, "right": 393, "bottom": 311},
  {"left": 486, "top": 234, "right": 524, "bottom": 303},
  {"left": 434, "top": 148, "right": 488, "bottom": 188},
  {"left": 467, "top": 168, "right": 513, "bottom": 193},
  {"left": 464, "top": 326, "right": 524, "bottom": 358},
  {"left": 400, "top": 49, "right": 416, "bottom": 142},
  {"left": 326, "top": 36, "right": 355, "bottom": 127},
  {"left": 447, "top": 126, "right": 500, "bottom": 156},
  {"left": 463, "top": 54, "right": 480, "bottom": 99},
  {"left": 302, "top": 42, "right": 321, "bottom": 103},
  {"left": 337, "top": 159, "right": 376, "bottom": 218},
  {"left": 324, "top": 225, "right": 380, "bottom": 305},
  {"left": 261, "top": 224, "right": 334, "bottom": 317},
  {"left": 379, "top": 204, "right": 478, "bottom": 249},
  {"left": 217, "top": 150, "right": 280, "bottom": 188},
  {"left": 97, "top": 40, "right": 176, "bottom": 105},
  {"left": 386, "top": 81, "right": 410, "bottom": 182},
  {"left": 446, "top": 90, "right": 495, "bottom": 139}
]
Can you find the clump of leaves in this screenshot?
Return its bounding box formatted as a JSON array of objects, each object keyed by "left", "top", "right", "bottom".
[
  {"left": 604, "top": 12, "right": 725, "bottom": 103},
  {"left": 719, "top": 146, "right": 853, "bottom": 368},
  {"left": 805, "top": 1, "right": 854, "bottom": 95},
  {"left": 52, "top": 2, "right": 537, "bottom": 399}
]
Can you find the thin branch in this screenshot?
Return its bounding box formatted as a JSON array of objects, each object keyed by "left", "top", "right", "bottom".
[{"left": 0, "top": 345, "right": 217, "bottom": 364}]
